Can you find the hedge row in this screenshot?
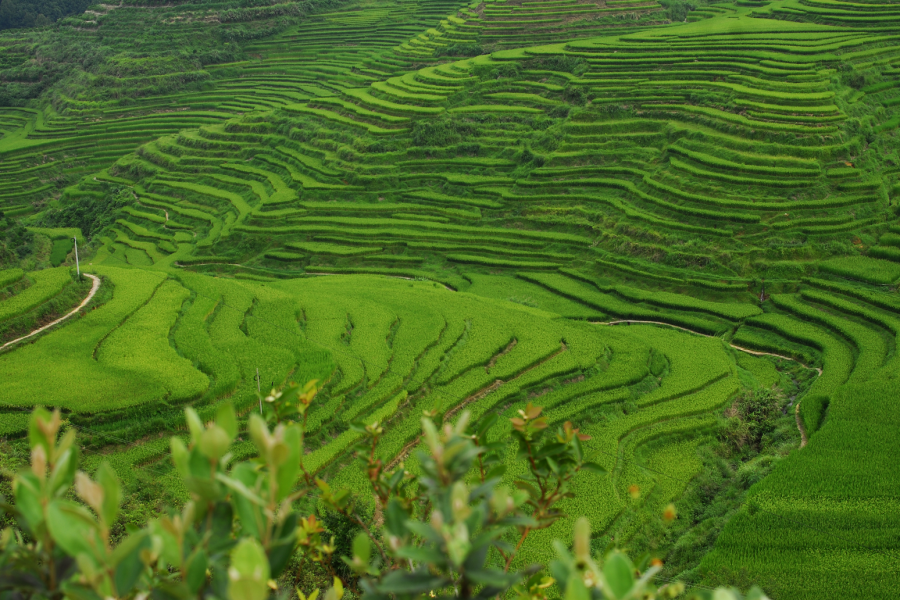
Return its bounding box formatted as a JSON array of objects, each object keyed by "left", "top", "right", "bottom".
[
  {"left": 819, "top": 256, "right": 900, "bottom": 286},
  {"left": 668, "top": 144, "right": 820, "bottom": 177},
  {"left": 596, "top": 259, "right": 749, "bottom": 291},
  {"left": 518, "top": 175, "right": 762, "bottom": 223},
  {"left": 669, "top": 157, "right": 813, "bottom": 188},
  {"left": 237, "top": 218, "right": 592, "bottom": 244}
]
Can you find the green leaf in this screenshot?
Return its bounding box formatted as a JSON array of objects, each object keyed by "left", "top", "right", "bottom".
[
  {"left": 208, "top": 501, "right": 235, "bottom": 555},
  {"left": 185, "top": 408, "right": 204, "bottom": 446},
  {"left": 186, "top": 548, "right": 209, "bottom": 594},
  {"left": 745, "top": 586, "right": 770, "bottom": 600},
  {"left": 147, "top": 581, "right": 194, "bottom": 600},
  {"left": 184, "top": 476, "right": 220, "bottom": 503},
  {"left": 170, "top": 437, "right": 190, "bottom": 479},
  {"left": 275, "top": 424, "right": 301, "bottom": 502},
  {"left": 47, "top": 446, "right": 78, "bottom": 497},
  {"left": 199, "top": 426, "right": 231, "bottom": 462},
  {"left": 384, "top": 497, "right": 409, "bottom": 538},
  {"left": 378, "top": 570, "right": 447, "bottom": 595},
  {"left": 421, "top": 417, "right": 440, "bottom": 455},
  {"left": 267, "top": 512, "right": 298, "bottom": 578},
  {"left": 46, "top": 500, "right": 103, "bottom": 565},
  {"left": 486, "top": 464, "right": 507, "bottom": 480},
  {"left": 223, "top": 463, "right": 262, "bottom": 539},
  {"left": 112, "top": 531, "right": 150, "bottom": 596},
  {"left": 564, "top": 575, "right": 590, "bottom": 600},
  {"left": 466, "top": 568, "right": 516, "bottom": 587},
  {"left": 188, "top": 443, "right": 213, "bottom": 480},
  {"left": 405, "top": 520, "right": 444, "bottom": 543},
  {"left": 496, "top": 515, "right": 537, "bottom": 527},
  {"left": 96, "top": 462, "right": 121, "bottom": 526},
  {"left": 537, "top": 442, "right": 568, "bottom": 458},
  {"left": 324, "top": 577, "right": 344, "bottom": 600},
  {"left": 352, "top": 531, "right": 371, "bottom": 564},
  {"left": 28, "top": 407, "right": 53, "bottom": 455},
  {"left": 248, "top": 414, "right": 268, "bottom": 455},
  {"left": 604, "top": 551, "right": 635, "bottom": 600},
  {"left": 228, "top": 538, "right": 270, "bottom": 600},
  {"left": 149, "top": 519, "right": 181, "bottom": 568},
  {"left": 394, "top": 544, "right": 444, "bottom": 564},
  {"left": 546, "top": 456, "right": 560, "bottom": 475},
  {"left": 475, "top": 413, "right": 498, "bottom": 437},
  {"left": 484, "top": 440, "right": 505, "bottom": 454},
  {"left": 514, "top": 480, "right": 541, "bottom": 499},
  {"left": 581, "top": 462, "right": 608, "bottom": 475},
  {"left": 59, "top": 580, "right": 103, "bottom": 600},
  {"left": 217, "top": 402, "right": 238, "bottom": 439},
  {"left": 13, "top": 472, "right": 44, "bottom": 532},
  {"left": 388, "top": 469, "right": 405, "bottom": 490},
  {"left": 573, "top": 437, "right": 584, "bottom": 463}
]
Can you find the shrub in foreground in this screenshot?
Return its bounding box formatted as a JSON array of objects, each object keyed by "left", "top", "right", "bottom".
[{"left": 0, "top": 381, "right": 768, "bottom": 600}]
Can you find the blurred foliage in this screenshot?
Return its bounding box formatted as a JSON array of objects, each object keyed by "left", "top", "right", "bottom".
[{"left": 0, "top": 382, "right": 769, "bottom": 599}]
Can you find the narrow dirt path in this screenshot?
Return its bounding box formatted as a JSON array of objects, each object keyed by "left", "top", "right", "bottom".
[
  {"left": 595, "top": 319, "right": 712, "bottom": 337},
  {"left": 727, "top": 343, "right": 822, "bottom": 375},
  {"left": 795, "top": 403, "right": 809, "bottom": 448},
  {"left": 595, "top": 320, "right": 821, "bottom": 372},
  {"left": 1, "top": 274, "right": 101, "bottom": 351},
  {"left": 594, "top": 319, "right": 821, "bottom": 445}
]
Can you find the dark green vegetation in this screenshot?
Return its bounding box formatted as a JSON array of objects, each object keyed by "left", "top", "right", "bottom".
[
  {"left": 0, "top": 0, "right": 898, "bottom": 596},
  {"left": 0, "top": 0, "right": 92, "bottom": 30}
]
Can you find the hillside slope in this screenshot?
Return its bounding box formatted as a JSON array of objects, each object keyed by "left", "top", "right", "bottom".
[{"left": 0, "top": 0, "right": 898, "bottom": 597}]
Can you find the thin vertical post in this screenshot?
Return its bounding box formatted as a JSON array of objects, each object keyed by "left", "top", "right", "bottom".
[
  {"left": 73, "top": 236, "right": 80, "bottom": 279},
  {"left": 257, "top": 367, "right": 262, "bottom": 414}
]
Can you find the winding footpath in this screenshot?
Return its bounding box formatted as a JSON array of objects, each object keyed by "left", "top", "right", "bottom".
[{"left": 0, "top": 273, "right": 101, "bottom": 351}]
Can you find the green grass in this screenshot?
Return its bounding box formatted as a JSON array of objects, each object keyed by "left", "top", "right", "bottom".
[
  {"left": 286, "top": 242, "right": 382, "bottom": 256},
  {"left": 819, "top": 256, "right": 900, "bottom": 286},
  {"left": 448, "top": 104, "right": 543, "bottom": 113},
  {"left": 26, "top": 226, "right": 85, "bottom": 244},
  {"left": 222, "top": 162, "right": 299, "bottom": 204},
  {"left": 0, "top": 269, "right": 24, "bottom": 288},
  {"left": 0, "top": 268, "right": 72, "bottom": 323},
  {"left": 446, "top": 253, "right": 559, "bottom": 269},
  {"left": 0, "top": 267, "right": 169, "bottom": 410},
  {"left": 49, "top": 238, "right": 74, "bottom": 266},
  {"left": 95, "top": 279, "right": 209, "bottom": 403}
]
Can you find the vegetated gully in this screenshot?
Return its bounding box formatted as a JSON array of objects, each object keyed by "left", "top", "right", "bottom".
[{"left": 593, "top": 319, "right": 820, "bottom": 448}]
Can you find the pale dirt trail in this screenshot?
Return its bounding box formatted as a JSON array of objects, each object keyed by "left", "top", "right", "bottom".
[
  {"left": 1, "top": 274, "right": 101, "bottom": 351},
  {"left": 594, "top": 320, "right": 822, "bottom": 372},
  {"left": 594, "top": 319, "right": 820, "bottom": 446},
  {"left": 795, "top": 403, "right": 809, "bottom": 448}
]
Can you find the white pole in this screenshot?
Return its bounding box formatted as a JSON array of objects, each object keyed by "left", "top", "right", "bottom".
[
  {"left": 73, "top": 236, "right": 80, "bottom": 279},
  {"left": 257, "top": 367, "right": 262, "bottom": 414}
]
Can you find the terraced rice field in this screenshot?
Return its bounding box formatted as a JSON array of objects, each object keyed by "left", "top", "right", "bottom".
[{"left": 0, "top": 0, "right": 899, "bottom": 595}]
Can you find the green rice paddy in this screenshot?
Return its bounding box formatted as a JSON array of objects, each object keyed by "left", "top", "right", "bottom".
[{"left": 0, "top": 0, "right": 899, "bottom": 595}]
